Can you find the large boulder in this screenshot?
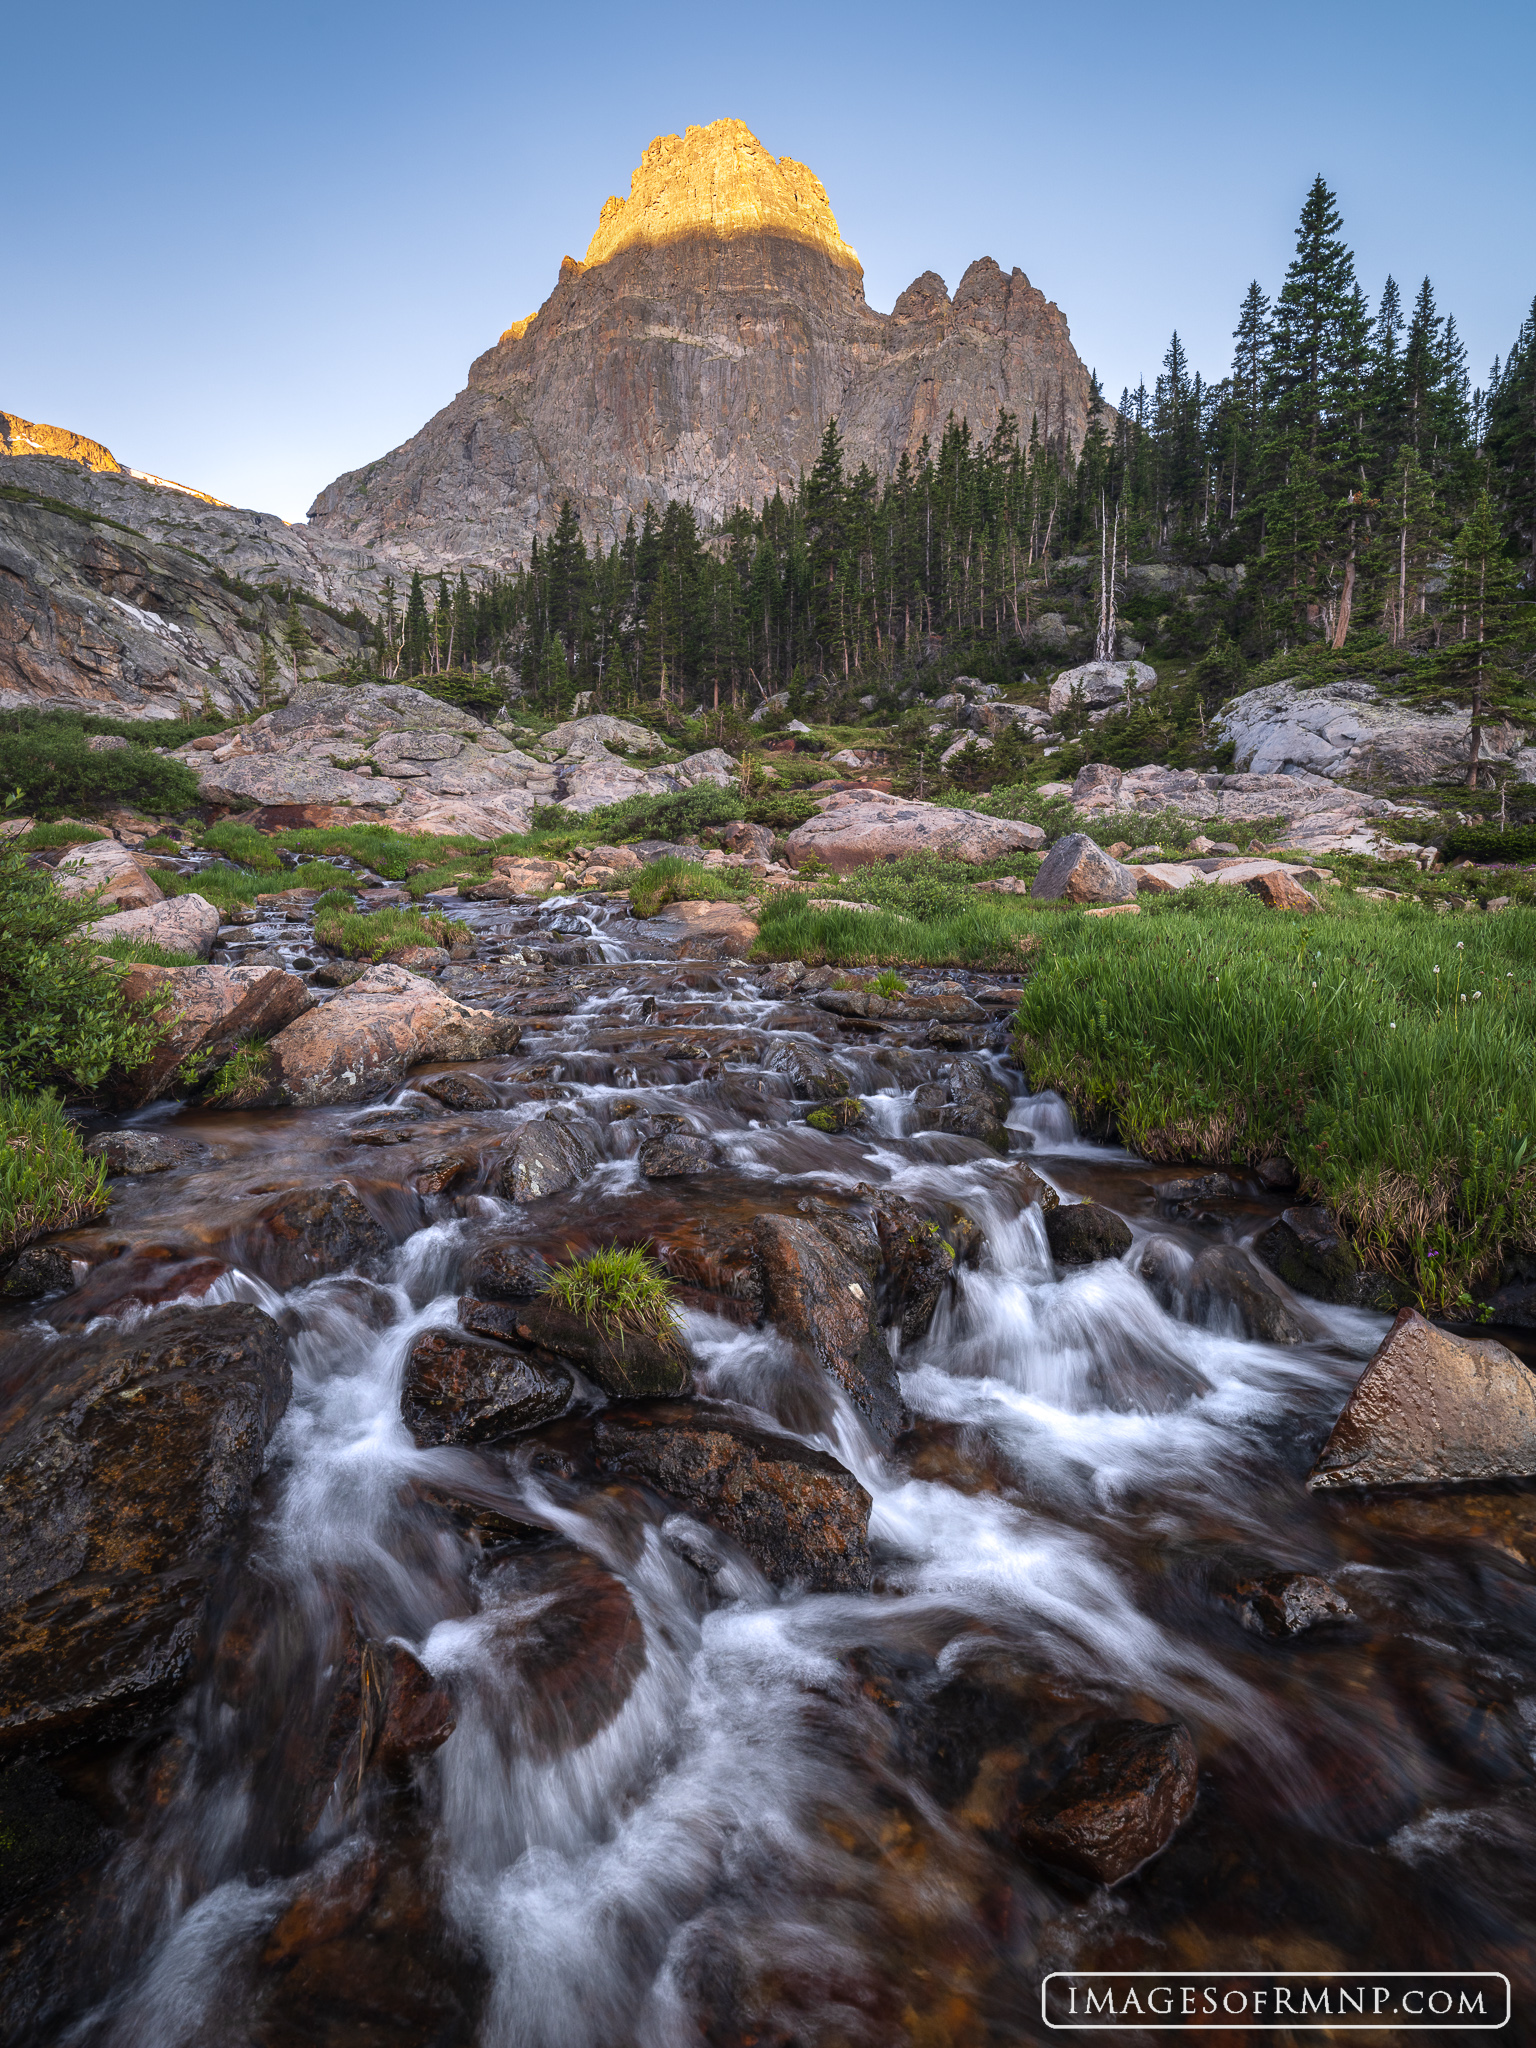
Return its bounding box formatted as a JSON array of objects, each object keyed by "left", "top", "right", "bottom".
[
  {"left": 1045, "top": 1202, "right": 1133, "bottom": 1266},
  {"left": 112, "top": 962, "right": 315, "bottom": 1108},
  {"left": 1308, "top": 1308, "right": 1536, "bottom": 1490},
  {"left": 92, "top": 893, "right": 222, "bottom": 961},
  {"left": 783, "top": 794, "right": 1045, "bottom": 872},
  {"left": 52, "top": 838, "right": 163, "bottom": 911},
  {"left": 1253, "top": 1204, "right": 1362, "bottom": 1304},
  {"left": 494, "top": 1114, "right": 598, "bottom": 1202},
  {"left": 191, "top": 756, "right": 404, "bottom": 809},
  {"left": 592, "top": 1403, "right": 873, "bottom": 1591},
  {"left": 250, "top": 964, "right": 521, "bottom": 1107},
  {"left": 401, "top": 1326, "right": 572, "bottom": 1446},
  {"left": 1065, "top": 761, "right": 1429, "bottom": 855},
  {"left": 542, "top": 713, "right": 664, "bottom": 756},
  {"left": 1031, "top": 834, "right": 1136, "bottom": 905},
  {"left": 1047, "top": 660, "right": 1157, "bottom": 719},
  {"left": 751, "top": 1214, "right": 907, "bottom": 1445},
  {"left": 493, "top": 1296, "right": 690, "bottom": 1399},
  {"left": 0, "top": 1303, "right": 291, "bottom": 1751}
]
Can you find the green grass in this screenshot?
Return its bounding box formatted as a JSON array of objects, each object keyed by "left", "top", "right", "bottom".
[
  {"left": 1012, "top": 889, "right": 1536, "bottom": 1310},
  {"left": 12, "top": 822, "right": 110, "bottom": 849},
  {"left": 96, "top": 936, "right": 199, "bottom": 967},
  {"left": 629, "top": 857, "right": 754, "bottom": 919},
  {"left": 196, "top": 1038, "right": 271, "bottom": 1104},
  {"left": 754, "top": 893, "right": 1039, "bottom": 969},
  {"left": 312, "top": 900, "right": 467, "bottom": 960},
  {"left": 541, "top": 1245, "right": 681, "bottom": 1350},
  {"left": 0, "top": 1091, "right": 107, "bottom": 1258}
]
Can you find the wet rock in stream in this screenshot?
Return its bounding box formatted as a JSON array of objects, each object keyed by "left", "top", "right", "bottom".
[
  {"left": 1310, "top": 1307, "right": 1536, "bottom": 1489},
  {"left": 241, "top": 1184, "right": 393, "bottom": 1290},
  {"left": 1044, "top": 1201, "right": 1134, "bottom": 1267},
  {"left": 1186, "top": 1243, "right": 1313, "bottom": 1344},
  {"left": 402, "top": 1325, "right": 574, "bottom": 1445},
  {"left": 1254, "top": 1201, "right": 1368, "bottom": 1304},
  {"left": 592, "top": 1402, "right": 873, "bottom": 1591},
  {"left": 637, "top": 1129, "right": 723, "bottom": 1176},
  {"left": 461, "top": 1239, "right": 554, "bottom": 1299},
  {"left": 752, "top": 1213, "right": 908, "bottom": 1446},
  {"left": 494, "top": 1113, "right": 598, "bottom": 1201},
  {"left": 0, "top": 1303, "right": 291, "bottom": 1751},
  {"left": 1010, "top": 1718, "right": 1199, "bottom": 1885},
  {"left": 0, "top": 1245, "right": 78, "bottom": 1300},
  {"left": 510, "top": 1296, "right": 691, "bottom": 1398}
]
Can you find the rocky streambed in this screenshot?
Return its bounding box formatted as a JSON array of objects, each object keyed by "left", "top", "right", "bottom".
[{"left": 4, "top": 883, "right": 1536, "bottom": 2046}]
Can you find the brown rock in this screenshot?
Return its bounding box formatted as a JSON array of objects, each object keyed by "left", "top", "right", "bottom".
[
  {"left": 307, "top": 120, "right": 1101, "bottom": 572},
  {"left": 1243, "top": 869, "right": 1319, "bottom": 911},
  {"left": 720, "top": 820, "right": 774, "bottom": 861},
  {"left": 372, "top": 1642, "right": 456, "bottom": 1772},
  {"left": 52, "top": 837, "right": 163, "bottom": 911},
  {"left": 84, "top": 1129, "right": 203, "bottom": 1177},
  {"left": 510, "top": 1296, "right": 689, "bottom": 1399},
  {"left": 386, "top": 943, "right": 449, "bottom": 974},
  {"left": 416, "top": 1069, "right": 500, "bottom": 1110},
  {"left": 785, "top": 795, "right": 1044, "bottom": 873},
  {"left": 638, "top": 1130, "right": 723, "bottom": 1176},
  {"left": 752, "top": 1213, "right": 907, "bottom": 1445},
  {"left": 1253, "top": 1203, "right": 1361, "bottom": 1304},
  {"left": 91, "top": 893, "right": 223, "bottom": 961},
  {"left": 641, "top": 897, "right": 759, "bottom": 959},
  {"left": 257, "top": 963, "right": 521, "bottom": 1107},
  {"left": 0, "top": 1304, "right": 291, "bottom": 1752},
  {"left": 592, "top": 1402, "right": 872, "bottom": 1590},
  {"left": 1030, "top": 833, "right": 1137, "bottom": 905},
  {"left": 401, "top": 1325, "right": 572, "bottom": 1445},
  {"left": 112, "top": 962, "right": 315, "bottom": 1109},
  {"left": 238, "top": 1183, "right": 393, "bottom": 1290},
  {"left": 1308, "top": 1308, "right": 1536, "bottom": 1490},
  {"left": 1228, "top": 1571, "right": 1352, "bottom": 1639},
  {"left": 1043, "top": 1202, "right": 1133, "bottom": 1266},
  {"left": 1186, "top": 1244, "right": 1311, "bottom": 1344},
  {"left": 494, "top": 1116, "right": 596, "bottom": 1202},
  {"left": 462, "top": 1240, "right": 553, "bottom": 1299},
  {"left": 1014, "top": 1719, "right": 1198, "bottom": 1884},
  {"left": 0, "top": 1245, "right": 78, "bottom": 1299}
]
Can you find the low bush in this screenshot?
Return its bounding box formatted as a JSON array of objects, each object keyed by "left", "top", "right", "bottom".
[
  {"left": 0, "top": 837, "right": 168, "bottom": 1095},
  {"left": 573, "top": 783, "right": 819, "bottom": 845},
  {"left": 0, "top": 724, "right": 201, "bottom": 819},
  {"left": 541, "top": 1246, "right": 680, "bottom": 1351},
  {"left": 1441, "top": 824, "right": 1536, "bottom": 864},
  {"left": 0, "top": 1091, "right": 107, "bottom": 1258}
]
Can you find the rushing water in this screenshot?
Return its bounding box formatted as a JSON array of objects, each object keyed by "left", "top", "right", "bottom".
[{"left": 13, "top": 882, "right": 1536, "bottom": 2046}]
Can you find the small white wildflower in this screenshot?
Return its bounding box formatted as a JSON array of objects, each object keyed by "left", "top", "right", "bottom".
[
  {"left": 1390, "top": 1020, "right": 1398, "bottom": 1029},
  {"left": 1473, "top": 991, "right": 1482, "bottom": 1000}
]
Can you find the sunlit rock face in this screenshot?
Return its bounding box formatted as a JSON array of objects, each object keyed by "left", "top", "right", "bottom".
[{"left": 306, "top": 118, "right": 1101, "bottom": 570}]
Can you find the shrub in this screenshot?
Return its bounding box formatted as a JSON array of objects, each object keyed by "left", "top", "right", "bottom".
[
  {"left": 0, "top": 838, "right": 169, "bottom": 1095},
  {"left": 0, "top": 724, "right": 201, "bottom": 819},
  {"left": 0, "top": 1091, "right": 107, "bottom": 1258},
  {"left": 1441, "top": 824, "right": 1536, "bottom": 864},
  {"left": 541, "top": 1246, "right": 680, "bottom": 1351}
]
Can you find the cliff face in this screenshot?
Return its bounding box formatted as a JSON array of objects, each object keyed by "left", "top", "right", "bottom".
[{"left": 306, "top": 119, "right": 1100, "bottom": 570}]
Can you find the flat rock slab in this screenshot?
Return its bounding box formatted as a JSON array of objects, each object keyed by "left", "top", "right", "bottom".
[
  {"left": 92, "top": 893, "right": 222, "bottom": 961},
  {"left": 640, "top": 898, "right": 759, "bottom": 959},
  {"left": 1309, "top": 1308, "right": 1536, "bottom": 1489},
  {"left": 784, "top": 795, "right": 1044, "bottom": 872},
  {"left": 0, "top": 1303, "right": 291, "bottom": 1751},
  {"left": 592, "top": 1402, "right": 873, "bottom": 1591}
]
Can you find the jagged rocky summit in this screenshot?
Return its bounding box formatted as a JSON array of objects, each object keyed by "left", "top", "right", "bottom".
[{"left": 306, "top": 118, "right": 1102, "bottom": 571}]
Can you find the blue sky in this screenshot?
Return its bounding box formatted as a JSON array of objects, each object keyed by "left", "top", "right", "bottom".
[{"left": 6, "top": 0, "right": 1532, "bottom": 522}]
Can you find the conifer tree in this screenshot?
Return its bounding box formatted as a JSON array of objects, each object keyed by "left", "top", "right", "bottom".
[
  {"left": 1440, "top": 493, "right": 1521, "bottom": 783},
  {"left": 254, "top": 635, "right": 279, "bottom": 709},
  {"left": 402, "top": 572, "right": 430, "bottom": 677},
  {"left": 282, "top": 598, "right": 314, "bottom": 688}
]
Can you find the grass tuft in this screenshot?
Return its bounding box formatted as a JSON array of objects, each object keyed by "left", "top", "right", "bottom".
[
  {"left": 629, "top": 858, "right": 753, "bottom": 920},
  {"left": 0, "top": 1092, "right": 107, "bottom": 1258},
  {"left": 541, "top": 1245, "right": 681, "bottom": 1352}
]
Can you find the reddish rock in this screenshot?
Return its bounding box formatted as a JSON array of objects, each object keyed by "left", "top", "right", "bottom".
[
  {"left": 0, "top": 1304, "right": 291, "bottom": 1752},
  {"left": 1029, "top": 833, "right": 1137, "bottom": 905},
  {"left": 253, "top": 964, "right": 520, "bottom": 1108},
  {"left": 592, "top": 1402, "right": 873, "bottom": 1590},
  {"left": 1014, "top": 1719, "right": 1199, "bottom": 1884},
  {"left": 112, "top": 962, "right": 315, "bottom": 1108},
  {"left": 1243, "top": 869, "right": 1319, "bottom": 911},
  {"left": 1308, "top": 1308, "right": 1536, "bottom": 1490},
  {"left": 477, "top": 1551, "right": 648, "bottom": 1762},
  {"left": 401, "top": 1325, "right": 572, "bottom": 1445},
  {"left": 785, "top": 795, "right": 1044, "bottom": 873},
  {"left": 53, "top": 837, "right": 163, "bottom": 911},
  {"left": 508, "top": 1297, "right": 689, "bottom": 1399},
  {"left": 461, "top": 1240, "right": 553, "bottom": 1299},
  {"left": 1228, "top": 1571, "right": 1352, "bottom": 1639},
  {"left": 416, "top": 1070, "right": 499, "bottom": 1111},
  {"left": 372, "top": 1642, "right": 456, "bottom": 1773}
]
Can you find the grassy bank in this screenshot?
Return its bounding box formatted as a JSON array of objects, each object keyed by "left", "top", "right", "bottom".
[
  {"left": 0, "top": 1092, "right": 108, "bottom": 1259},
  {"left": 1012, "top": 890, "right": 1536, "bottom": 1311}
]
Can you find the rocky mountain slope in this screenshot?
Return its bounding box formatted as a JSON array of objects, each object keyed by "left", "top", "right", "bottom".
[
  {"left": 306, "top": 118, "right": 1101, "bottom": 570},
  {"left": 0, "top": 447, "right": 382, "bottom": 715}
]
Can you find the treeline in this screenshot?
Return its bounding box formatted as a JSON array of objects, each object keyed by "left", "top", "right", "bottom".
[{"left": 363, "top": 175, "right": 1534, "bottom": 733}]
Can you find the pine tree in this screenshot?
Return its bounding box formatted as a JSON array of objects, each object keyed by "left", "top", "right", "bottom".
[
  {"left": 1486, "top": 295, "right": 1536, "bottom": 560},
  {"left": 402, "top": 572, "right": 430, "bottom": 677},
  {"left": 1440, "top": 493, "right": 1521, "bottom": 783},
  {"left": 254, "top": 635, "right": 279, "bottom": 709},
  {"left": 282, "top": 598, "right": 314, "bottom": 688}
]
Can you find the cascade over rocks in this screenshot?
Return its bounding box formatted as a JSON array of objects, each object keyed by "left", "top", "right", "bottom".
[
  {"left": 239, "top": 1184, "right": 393, "bottom": 1289},
  {"left": 1309, "top": 1309, "right": 1536, "bottom": 1489},
  {"left": 0, "top": 1304, "right": 291, "bottom": 1751}
]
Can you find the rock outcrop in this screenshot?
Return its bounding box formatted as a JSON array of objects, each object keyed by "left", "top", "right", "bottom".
[
  {"left": 1061, "top": 761, "right": 1432, "bottom": 855},
  {"left": 307, "top": 119, "right": 1102, "bottom": 571},
  {"left": 1217, "top": 679, "right": 1536, "bottom": 787}
]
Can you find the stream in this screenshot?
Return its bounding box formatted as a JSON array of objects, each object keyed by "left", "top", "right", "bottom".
[{"left": 6, "top": 875, "right": 1536, "bottom": 2046}]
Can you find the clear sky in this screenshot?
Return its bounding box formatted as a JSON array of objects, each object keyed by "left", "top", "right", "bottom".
[{"left": 5, "top": 0, "right": 1532, "bottom": 523}]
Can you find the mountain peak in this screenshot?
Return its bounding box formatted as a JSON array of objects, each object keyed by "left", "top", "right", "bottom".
[{"left": 580, "top": 117, "right": 860, "bottom": 274}]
